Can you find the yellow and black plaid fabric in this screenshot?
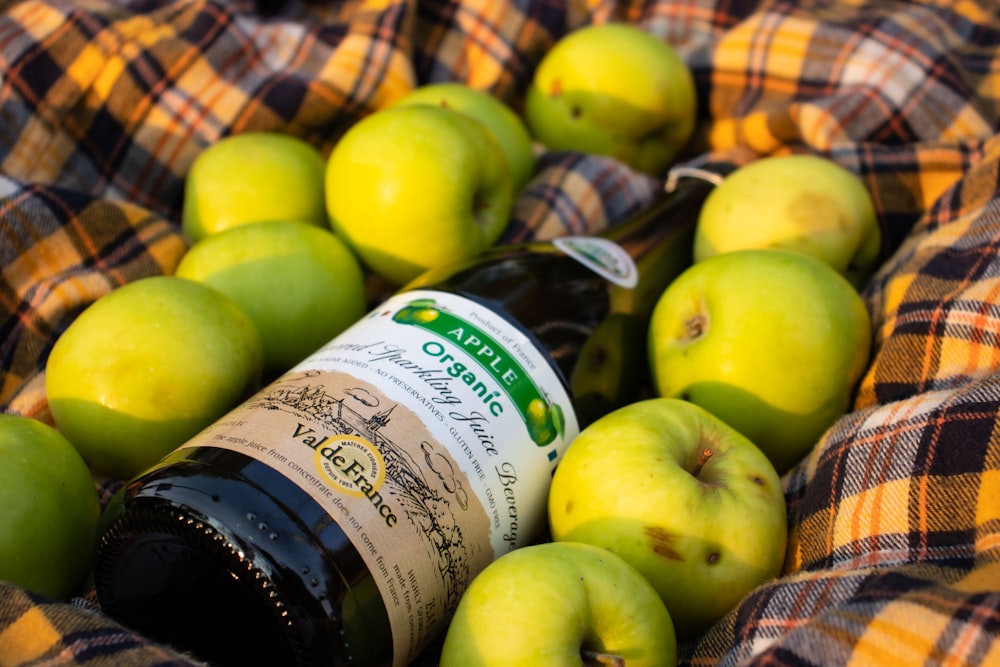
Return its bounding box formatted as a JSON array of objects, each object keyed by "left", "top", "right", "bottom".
[{"left": 1, "top": 0, "right": 999, "bottom": 665}]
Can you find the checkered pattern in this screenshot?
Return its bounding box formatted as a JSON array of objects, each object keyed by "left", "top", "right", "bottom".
[{"left": 0, "top": 0, "right": 998, "bottom": 665}]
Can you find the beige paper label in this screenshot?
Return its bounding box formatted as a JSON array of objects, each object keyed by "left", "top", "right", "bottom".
[{"left": 182, "top": 290, "right": 578, "bottom": 665}]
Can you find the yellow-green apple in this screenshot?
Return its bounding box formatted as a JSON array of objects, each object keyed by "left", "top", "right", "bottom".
[
  {"left": 648, "top": 248, "right": 872, "bottom": 473},
  {"left": 46, "top": 276, "right": 263, "bottom": 480},
  {"left": 182, "top": 132, "right": 329, "bottom": 242},
  {"left": 326, "top": 105, "right": 514, "bottom": 285},
  {"left": 175, "top": 220, "right": 366, "bottom": 380},
  {"left": 569, "top": 312, "right": 649, "bottom": 428},
  {"left": 524, "top": 23, "right": 697, "bottom": 175},
  {"left": 439, "top": 541, "right": 676, "bottom": 667},
  {"left": 393, "top": 82, "right": 536, "bottom": 191},
  {"left": 693, "top": 154, "right": 882, "bottom": 289},
  {"left": 547, "top": 398, "right": 787, "bottom": 641},
  {"left": 0, "top": 414, "right": 101, "bottom": 599}
]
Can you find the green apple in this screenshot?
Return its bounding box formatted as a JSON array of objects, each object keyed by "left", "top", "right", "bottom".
[
  {"left": 0, "top": 414, "right": 101, "bottom": 599},
  {"left": 569, "top": 312, "right": 649, "bottom": 428},
  {"left": 393, "top": 82, "right": 536, "bottom": 191},
  {"left": 547, "top": 398, "right": 787, "bottom": 641},
  {"left": 439, "top": 541, "right": 676, "bottom": 667},
  {"left": 46, "top": 276, "right": 263, "bottom": 480},
  {"left": 175, "top": 220, "right": 366, "bottom": 380},
  {"left": 182, "top": 131, "right": 329, "bottom": 242},
  {"left": 648, "top": 248, "right": 872, "bottom": 473},
  {"left": 524, "top": 23, "right": 697, "bottom": 175},
  {"left": 326, "top": 104, "right": 514, "bottom": 285},
  {"left": 693, "top": 154, "right": 882, "bottom": 289}
]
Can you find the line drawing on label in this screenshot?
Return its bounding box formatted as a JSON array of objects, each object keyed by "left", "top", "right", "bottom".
[{"left": 247, "top": 373, "right": 486, "bottom": 615}]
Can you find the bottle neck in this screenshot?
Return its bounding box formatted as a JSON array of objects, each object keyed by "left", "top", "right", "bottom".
[
  {"left": 592, "top": 163, "right": 734, "bottom": 320},
  {"left": 598, "top": 165, "right": 729, "bottom": 264}
]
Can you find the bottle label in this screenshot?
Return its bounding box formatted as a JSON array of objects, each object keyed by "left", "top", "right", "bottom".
[
  {"left": 181, "top": 289, "right": 578, "bottom": 666},
  {"left": 552, "top": 236, "right": 639, "bottom": 288}
]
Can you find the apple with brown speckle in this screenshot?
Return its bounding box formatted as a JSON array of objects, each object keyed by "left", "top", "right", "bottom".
[{"left": 547, "top": 397, "right": 787, "bottom": 640}]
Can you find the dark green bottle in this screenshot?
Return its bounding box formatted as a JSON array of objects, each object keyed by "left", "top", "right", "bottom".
[{"left": 92, "top": 167, "right": 721, "bottom": 667}]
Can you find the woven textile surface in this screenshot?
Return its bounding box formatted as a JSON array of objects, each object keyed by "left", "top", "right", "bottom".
[{"left": 1, "top": 0, "right": 999, "bottom": 665}]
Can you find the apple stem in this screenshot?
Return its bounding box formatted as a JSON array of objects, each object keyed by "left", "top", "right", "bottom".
[
  {"left": 581, "top": 649, "right": 626, "bottom": 667},
  {"left": 692, "top": 447, "right": 713, "bottom": 477}
]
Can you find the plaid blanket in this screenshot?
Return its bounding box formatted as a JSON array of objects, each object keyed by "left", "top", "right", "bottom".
[{"left": 1, "top": 0, "right": 999, "bottom": 665}]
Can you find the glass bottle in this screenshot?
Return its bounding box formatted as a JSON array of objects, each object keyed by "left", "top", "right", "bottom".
[{"left": 92, "top": 165, "right": 724, "bottom": 667}]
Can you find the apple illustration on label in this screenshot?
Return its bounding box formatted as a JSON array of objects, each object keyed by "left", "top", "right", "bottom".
[
  {"left": 524, "top": 23, "right": 697, "bottom": 175},
  {"left": 326, "top": 104, "right": 514, "bottom": 285},
  {"left": 175, "top": 220, "right": 367, "bottom": 380},
  {"left": 693, "top": 154, "right": 882, "bottom": 289},
  {"left": 393, "top": 82, "right": 537, "bottom": 191},
  {"left": 439, "top": 540, "right": 677, "bottom": 667},
  {"left": 547, "top": 398, "right": 787, "bottom": 640},
  {"left": 182, "top": 131, "right": 329, "bottom": 242},
  {"left": 648, "top": 248, "right": 873, "bottom": 473},
  {"left": 46, "top": 275, "right": 264, "bottom": 479},
  {"left": 0, "top": 414, "right": 101, "bottom": 599}
]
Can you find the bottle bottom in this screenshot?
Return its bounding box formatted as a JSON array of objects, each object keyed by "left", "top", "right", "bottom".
[
  {"left": 96, "top": 502, "right": 317, "bottom": 665},
  {"left": 94, "top": 453, "right": 392, "bottom": 667}
]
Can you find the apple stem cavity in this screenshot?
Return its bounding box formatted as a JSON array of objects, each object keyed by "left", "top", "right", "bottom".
[
  {"left": 691, "top": 447, "right": 713, "bottom": 477},
  {"left": 581, "top": 649, "right": 626, "bottom": 666},
  {"left": 473, "top": 195, "right": 494, "bottom": 232},
  {"left": 685, "top": 313, "right": 707, "bottom": 340}
]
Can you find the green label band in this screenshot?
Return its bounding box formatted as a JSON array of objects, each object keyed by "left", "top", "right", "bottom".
[{"left": 392, "top": 299, "right": 565, "bottom": 447}]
